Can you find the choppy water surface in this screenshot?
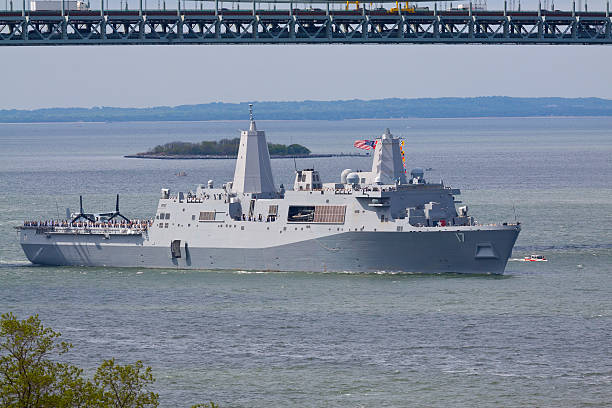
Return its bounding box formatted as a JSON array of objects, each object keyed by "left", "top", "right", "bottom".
[{"left": 0, "top": 118, "right": 611, "bottom": 407}]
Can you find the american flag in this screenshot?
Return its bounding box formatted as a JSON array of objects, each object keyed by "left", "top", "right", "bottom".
[{"left": 353, "top": 140, "right": 377, "bottom": 150}]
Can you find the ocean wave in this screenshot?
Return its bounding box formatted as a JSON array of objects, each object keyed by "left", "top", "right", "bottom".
[
  {"left": 514, "top": 243, "right": 612, "bottom": 252},
  {"left": 0, "top": 260, "right": 32, "bottom": 268},
  {"left": 233, "top": 270, "right": 274, "bottom": 274}
]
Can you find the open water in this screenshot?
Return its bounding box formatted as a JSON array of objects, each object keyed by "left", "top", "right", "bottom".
[{"left": 0, "top": 117, "right": 611, "bottom": 407}]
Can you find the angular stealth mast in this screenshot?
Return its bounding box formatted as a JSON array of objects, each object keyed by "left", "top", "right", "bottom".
[
  {"left": 232, "top": 104, "right": 276, "bottom": 197},
  {"left": 355, "top": 128, "right": 407, "bottom": 185},
  {"left": 371, "top": 128, "right": 407, "bottom": 185}
]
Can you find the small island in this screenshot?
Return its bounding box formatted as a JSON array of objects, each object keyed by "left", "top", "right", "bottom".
[{"left": 126, "top": 138, "right": 367, "bottom": 160}]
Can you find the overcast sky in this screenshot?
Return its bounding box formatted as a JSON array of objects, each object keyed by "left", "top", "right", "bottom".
[{"left": 1, "top": 0, "right": 611, "bottom": 109}]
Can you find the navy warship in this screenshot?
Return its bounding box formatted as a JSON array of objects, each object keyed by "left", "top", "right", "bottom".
[{"left": 17, "top": 107, "right": 520, "bottom": 274}]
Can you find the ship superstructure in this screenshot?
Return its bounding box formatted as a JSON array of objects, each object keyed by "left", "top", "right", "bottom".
[{"left": 18, "top": 107, "right": 520, "bottom": 274}]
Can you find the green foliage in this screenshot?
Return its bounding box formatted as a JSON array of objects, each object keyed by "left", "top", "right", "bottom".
[
  {"left": 0, "top": 313, "right": 164, "bottom": 408},
  {"left": 0, "top": 312, "right": 94, "bottom": 408},
  {"left": 145, "top": 138, "right": 310, "bottom": 157},
  {"left": 149, "top": 138, "right": 241, "bottom": 156},
  {"left": 94, "top": 359, "right": 159, "bottom": 408},
  {"left": 267, "top": 143, "right": 311, "bottom": 156},
  {"left": 191, "top": 403, "right": 219, "bottom": 408}
]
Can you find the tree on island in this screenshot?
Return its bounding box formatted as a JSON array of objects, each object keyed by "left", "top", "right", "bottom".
[
  {"left": 0, "top": 313, "right": 217, "bottom": 408},
  {"left": 145, "top": 138, "right": 310, "bottom": 157}
]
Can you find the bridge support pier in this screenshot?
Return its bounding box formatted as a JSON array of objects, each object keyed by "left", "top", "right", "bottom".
[
  {"left": 606, "top": 2, "right": 611, "bottom": 40},
  {"left": 177, "top": 0, "right": 183, "bottom": 40}
]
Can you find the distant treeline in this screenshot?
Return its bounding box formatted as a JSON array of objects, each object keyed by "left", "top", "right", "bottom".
[
  {"left": 2, "top": 97, "right": 612, "bottom": 122},
  {"left": 144, "top": 138, "right": 311, "bottom": 156}
]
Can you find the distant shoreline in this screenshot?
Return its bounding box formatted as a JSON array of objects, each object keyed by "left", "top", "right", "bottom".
[
  {"left": 2, "top": 97, "right": 611, "bottom": 123},
  {"left": 0, "top": 115, "right": 611, "bottom": 126},
  {"left": 125, "top": 153, "right": 369, "bottom": 160}
]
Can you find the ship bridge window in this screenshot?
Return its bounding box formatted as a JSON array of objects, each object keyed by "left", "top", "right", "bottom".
[
  {"left": 199, "top": 211, "right": 216, "bottom": 221},
  {"left": 287, "top": 205, "right": 346, "bottom": 224}
]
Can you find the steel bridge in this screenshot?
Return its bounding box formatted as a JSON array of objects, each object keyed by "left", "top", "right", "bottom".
[{"left": 1, "top": 0, "right": 611, "bottom": 45}]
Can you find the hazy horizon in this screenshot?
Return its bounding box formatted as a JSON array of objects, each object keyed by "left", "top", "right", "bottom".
[
  {"left": 1, "top": 0, "right": 611, "bottom": 110},
  {"left": 1, "top": 42, "right": 611, "bottom": 110}
]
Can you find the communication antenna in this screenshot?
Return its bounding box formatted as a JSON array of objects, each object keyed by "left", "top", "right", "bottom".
[
  {"left": 249, "top": 103, "right": 254, "bottom": 122},
  {"left": 512, "top": 202, "right": 518, "bottom": 223},
  {"left": 290, "top": 133, "right": 298, "bottom": 172}
]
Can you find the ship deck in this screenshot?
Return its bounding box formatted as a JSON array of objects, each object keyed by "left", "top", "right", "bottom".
[{"left": 17, "top": 221, "right": 151, "bottom": 236}]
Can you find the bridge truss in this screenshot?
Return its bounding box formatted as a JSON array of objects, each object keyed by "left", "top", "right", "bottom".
[{"left": 1, "top": 1, "right": 611, "bottom": 45}]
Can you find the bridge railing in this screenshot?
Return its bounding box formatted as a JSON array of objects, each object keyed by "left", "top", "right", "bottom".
[
  {"left": 1, "top": 0, "right": 610, "bottom": 44},
  {"left": 3, "top": 0, "right": 611, "bottom": 14}
]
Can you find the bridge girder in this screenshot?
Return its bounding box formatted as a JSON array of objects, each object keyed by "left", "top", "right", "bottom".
[{"left": 0, "top": 10, "right": 611, "bottom": 45}]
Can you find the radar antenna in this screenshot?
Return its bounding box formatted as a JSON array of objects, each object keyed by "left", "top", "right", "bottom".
[
  {"left": 99, "top": 194, "right": 131, "bottom": 222},
  {"left": 248, "top": 103, "right": 257, "bottom": 131},
  {"left": 290, "top": 133, "right": 297, "bottom": 172},
  {"left": 71, "top": 195, "right": 96, "bottom": 224}
]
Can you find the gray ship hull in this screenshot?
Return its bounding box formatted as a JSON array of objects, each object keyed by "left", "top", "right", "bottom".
[{"left": 20, "top": 226, "right": 520, "bottom": 274}]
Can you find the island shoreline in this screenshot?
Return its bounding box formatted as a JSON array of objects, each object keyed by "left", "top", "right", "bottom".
[{"left": 125, "top": 153, "right": 370, "bottom": 160}]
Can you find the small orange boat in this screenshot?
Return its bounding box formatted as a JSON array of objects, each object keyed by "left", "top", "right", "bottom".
[{"left": 523, "top": 254, "right": 548, "bottom": 262}]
